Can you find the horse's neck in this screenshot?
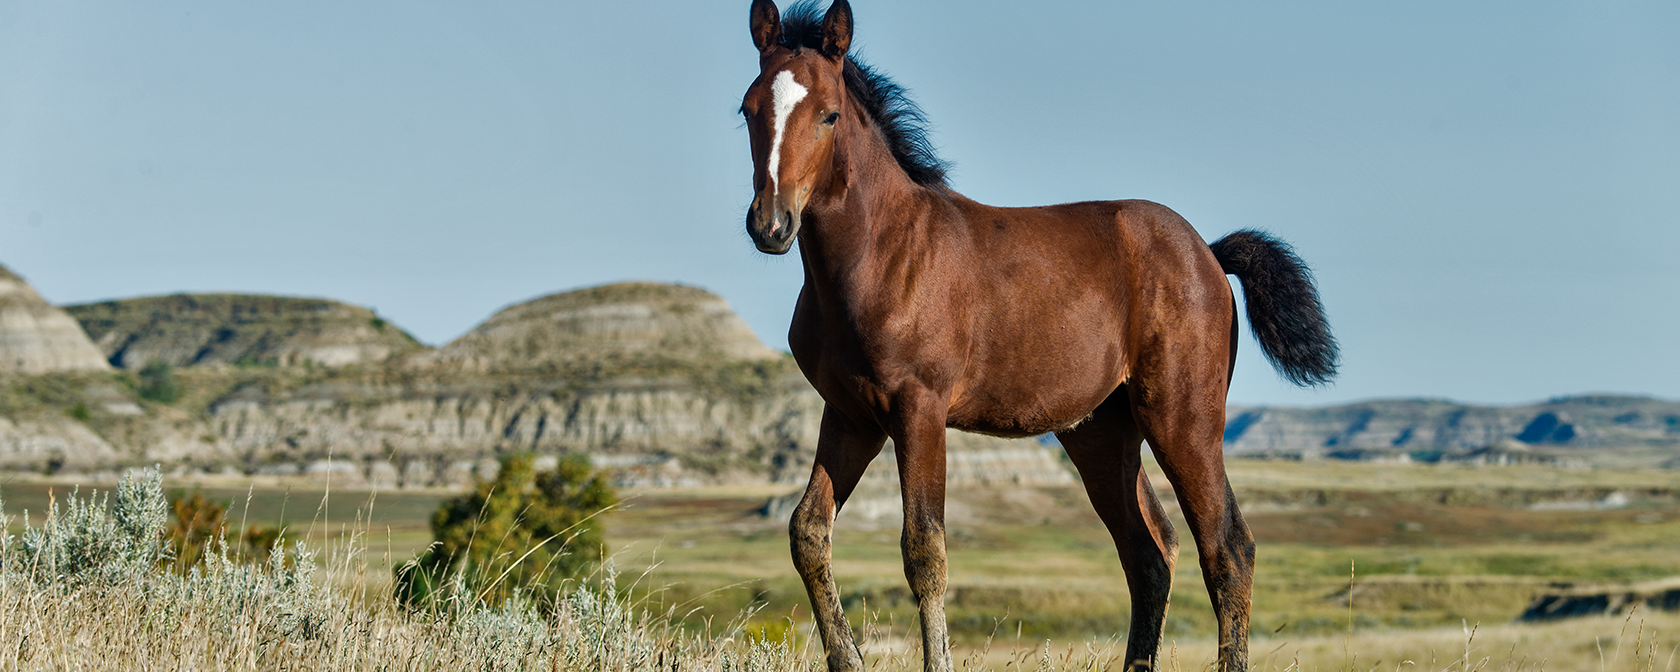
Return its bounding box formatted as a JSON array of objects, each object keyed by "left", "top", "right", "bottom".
[{"left": 798, "top": 127, "right": 955, "bottom": 318}]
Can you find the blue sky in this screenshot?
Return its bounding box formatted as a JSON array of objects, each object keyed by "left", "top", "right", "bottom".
[{"left": 1, "top": 1, "right": 1675, "bottom": 407}]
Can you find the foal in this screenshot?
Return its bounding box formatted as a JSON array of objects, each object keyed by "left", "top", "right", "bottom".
[{"left": 739, "top": 2, "right": 1338, "bottom": 670}]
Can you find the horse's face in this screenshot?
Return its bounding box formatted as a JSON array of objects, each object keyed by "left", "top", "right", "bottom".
[{"left": 742, "top": 0, "right": 852, "bottom": 255}]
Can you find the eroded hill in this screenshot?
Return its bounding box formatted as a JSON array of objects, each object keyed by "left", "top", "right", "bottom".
[{"left": 0, "top": 265, "right": 110, "bottom": 375}]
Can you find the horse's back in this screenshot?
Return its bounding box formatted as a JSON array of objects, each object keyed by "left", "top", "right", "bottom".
[
  {"left": 957, "top": 197, "right": 1231, "bottom": 330},
  {"left": 944, "top": 197, "right": 1233, "bottom": 435}
]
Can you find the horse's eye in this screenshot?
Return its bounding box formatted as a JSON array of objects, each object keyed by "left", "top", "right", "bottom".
[{"left": 822, "top": 112, "right": 840, "bottom": 125}]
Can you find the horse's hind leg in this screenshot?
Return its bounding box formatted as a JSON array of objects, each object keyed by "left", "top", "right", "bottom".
[
  {"left": 1056, "top": 387, "right": 1180, "bottom": 672},
  {"left": 793, "top": 405, "right": 888, "bottom": 672},
  {"left": 1130, "top": 372, "right": 1255, "bottom": 672}
]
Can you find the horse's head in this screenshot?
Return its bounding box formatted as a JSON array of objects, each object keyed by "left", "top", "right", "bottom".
[{"left": 741, "top": 0, "right": 853, "bottom": 255}]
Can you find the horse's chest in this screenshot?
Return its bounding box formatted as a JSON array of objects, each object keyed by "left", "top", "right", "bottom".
[{"left": 790, "top": 304, "right": 965, "bottom": 410}]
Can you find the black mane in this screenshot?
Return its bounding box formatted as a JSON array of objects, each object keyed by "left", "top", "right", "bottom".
[{"left": 778, "top": 1, "right": 951, "bottom": 189}]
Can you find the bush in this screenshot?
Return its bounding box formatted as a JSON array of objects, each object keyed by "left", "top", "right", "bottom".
[
  {"left": 164, "top": 489, "right": 284, "bottom": 572},
  {"left": 137, "top": 360, "right": 183, "bottom": 403},
  {"left": 167, "top": 489, "right": 225, "bottom": 571},
  {"left": 394, "top": 453, "right": 616, "bottom": 612}
]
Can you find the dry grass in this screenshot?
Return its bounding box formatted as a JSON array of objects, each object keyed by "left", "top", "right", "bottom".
[{"left": 3, "top": 460, "right": 1679, "bottom": 670}]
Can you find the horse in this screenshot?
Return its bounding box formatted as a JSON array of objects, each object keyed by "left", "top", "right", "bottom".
[{"left": 738, "top": 2, "right": 1338, "bottom": 670}]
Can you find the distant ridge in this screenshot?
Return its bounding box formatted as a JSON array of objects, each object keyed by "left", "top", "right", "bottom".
[
  {"left": 0, "top": 265, "right": 111, "bottom": 374},
  {"left": 1224, "top": 395, "right": 1680, "bottom": 468},
  {"left": 65, "top": 294, "right": 423, "bottom": 369}
]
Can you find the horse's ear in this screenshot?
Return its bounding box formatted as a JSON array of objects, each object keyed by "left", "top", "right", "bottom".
[
  {"left": 750, "top": 0, "right": 781, "bottom": 53},
  {"left": 820, "top": 0, "right": 853, "bottom": 59}
]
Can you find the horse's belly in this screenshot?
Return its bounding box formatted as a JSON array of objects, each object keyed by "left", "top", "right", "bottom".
[
  {"left": 946, "top": 341, "right": 1125, "bottom": 437},
  {"left": 947, "top": 393, "right": 1112, "bottom": 437}
]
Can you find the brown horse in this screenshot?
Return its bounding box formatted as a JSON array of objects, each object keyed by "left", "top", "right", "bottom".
[{"left": 740, "top": 2, "right": 1338, "bottom": 670}]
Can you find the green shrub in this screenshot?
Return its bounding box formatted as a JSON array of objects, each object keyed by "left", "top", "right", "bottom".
[
  {"left": 137, "top": 360, "right": 184, "bottom": 403},
  {"left": 7, "top": 470, "right": 170, "bottom": 585},
  {"left": 394, "top": 454, "right": 616, "bottom": 612},
  {"left": 167, "top": 490, "right": 227, "bottom": 572},
  {"left": 164, "top": 489, "right": 287, "bottom": 572}
]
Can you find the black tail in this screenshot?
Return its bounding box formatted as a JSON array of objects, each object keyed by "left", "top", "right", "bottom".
[{"left": 1209, "top": 229, "right": 1339, "bottom": 387}]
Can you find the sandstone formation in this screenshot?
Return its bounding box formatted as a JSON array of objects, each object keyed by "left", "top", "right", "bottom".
[
  {"left": 206, "top": 378, "right": 1071, "bottom": 489},
  {"left": 418, "top": 282, "right": 779, "bottom": 372},
  {"left": 206, "top": 373, "right": 827, "bottom": 486},
  {"left": 66, "top": 294, "right": 423, "bottom": 369},
  {"left": 0, "top": 265, "right": 111, "bottom": 374}
]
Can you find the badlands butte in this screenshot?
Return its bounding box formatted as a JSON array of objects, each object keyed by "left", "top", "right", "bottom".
[{"left": 2, "top": 263, "right": 1677, "bottom": 487}]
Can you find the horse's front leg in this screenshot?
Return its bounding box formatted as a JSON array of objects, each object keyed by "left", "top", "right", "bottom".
[
  {"left": 891, "top": 395, "right": 953, "bottom": 672},
  {"left": 793, "top": 405, "right": 888, "bottom": 672}
]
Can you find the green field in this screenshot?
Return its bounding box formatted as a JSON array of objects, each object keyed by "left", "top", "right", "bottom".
[{"left": 5, "top": 458, "right": 1679, "bottom": 669}]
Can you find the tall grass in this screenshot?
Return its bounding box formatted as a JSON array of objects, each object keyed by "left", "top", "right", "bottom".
[{"left": 1, "top": 472, "right": 1675, "bottom": 671}]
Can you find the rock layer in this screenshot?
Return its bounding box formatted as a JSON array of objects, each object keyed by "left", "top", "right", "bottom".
[
  {"left": 206, "top": 374, "right": 825, "bottom": 484},
  {"left": 199, "top": 374, "right": 1071, "bottom": 489}
]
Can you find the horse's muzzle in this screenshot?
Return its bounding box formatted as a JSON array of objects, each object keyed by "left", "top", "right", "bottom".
[{"left": 747, "top": 196, "right": 801, "bottom": 255}]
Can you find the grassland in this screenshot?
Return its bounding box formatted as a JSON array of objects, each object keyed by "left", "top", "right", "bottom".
[
  {"left": 5, "top": 458, "right": 1679, "bottom": 670},
  {"left": 602, "top": 458, "right": 1680, "bottom": 669}
]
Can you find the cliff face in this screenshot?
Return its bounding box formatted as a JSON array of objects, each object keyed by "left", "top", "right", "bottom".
[
  {"left": 0, "top": 266, "right": 111, "bottom": 375},
  {"left": 204, "top": 372, "right": 827, "bottom": 485},
  {"left": 65, "top": 294, "right": 423, "bottom": 369}
]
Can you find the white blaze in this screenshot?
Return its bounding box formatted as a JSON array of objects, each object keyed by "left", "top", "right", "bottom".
[{"left": 768, "top": 70, "right": 808, "bottom": 202}]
